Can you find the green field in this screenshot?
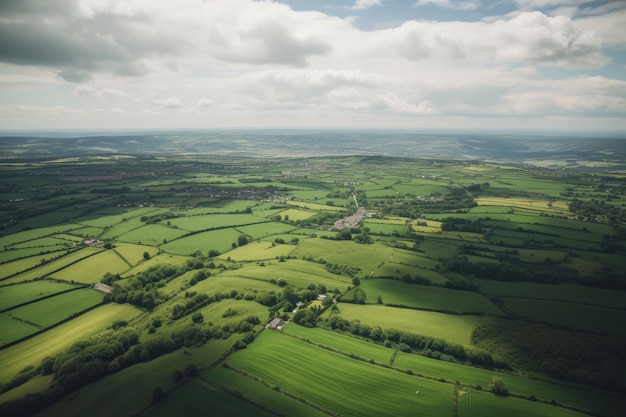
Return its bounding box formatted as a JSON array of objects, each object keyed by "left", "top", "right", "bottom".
[
  {"left": 160, "top": 227, "right": 242, "bottom": 256},
  {"left": 476, "top": 280, "right": 626, "bottom": 310},
  {"left": 220, "top": 241, "right": 296, "bottom": 261},
  {"left": 348, "top": 279, "right": 502, "bottom": 314},
  {"left": 0, "top": 280, "right": 80, "bottom": 311},
  {"left": 0, "top": 303, "right": 142, "bottom": 384},
  {"left": 292, "top": 238, "right": 395, "bottom": 277},
  {"left": 331, "top": 304, "right": 479, "bottom": 345},
  {"left": 219, "top": 330, "right": 455, "bottom": 417},
  {"left": 2, "top": 288, "right": 103, "bottom": 329},
  {"left": 459, "top": 389, "right": 589, "bottom": 417},
  {"left": 168, "top": 213, "right": 266, "bottom": 232},
  {"left": 140, "top": 380, "right": 277, "bottom": 417},
  {"left": 219, "top": 259, "right": 352, "bottom": 291},
  {"left": 502, "top": 297, "right": 626, "bottom": 337},
  {"left": 2, "top": 247, "right": 103, "bottom": 284},
  {"left": 1, "top": 153, "right": 625, "bottom": 417},
  {"left": 50, "top": 250, "right": 131, "bottom": 283}
]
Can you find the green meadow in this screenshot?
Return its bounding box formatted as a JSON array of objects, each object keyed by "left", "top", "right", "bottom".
[
  {"left": 348, "top": 279, "right": 502, "bottom": 315},
  {"left": 1, "top": 154, "right": 624, "bottom": 417},
  {"left": 331, "top": 304, "right": 479, "bottom": 345},
  {"left": 221, "top": 330, "right": 455, "bottom": 417}
]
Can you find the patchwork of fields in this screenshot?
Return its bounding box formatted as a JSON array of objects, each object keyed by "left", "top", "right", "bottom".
[{"left": 0, "top": 154, "right": 624, "bottom": 417}]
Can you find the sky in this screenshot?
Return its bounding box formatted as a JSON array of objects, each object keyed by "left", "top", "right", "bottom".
[{"left": 0, "top": 0, "right": 625, "bottom": 131}]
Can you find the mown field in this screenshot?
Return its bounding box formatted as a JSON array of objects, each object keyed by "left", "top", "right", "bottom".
[{"left": 0, "top": 153, "right": 624, "bottom": 417}]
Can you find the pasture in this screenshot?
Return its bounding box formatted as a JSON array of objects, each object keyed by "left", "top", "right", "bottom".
[
  {"left": 116, "top": 224, "right": 189, "bottom": 246},
  {"left": 292, "top": 239, "right": 395, "bottom": 277},
  {"left": 219, "top": 260, "right": 352, "bottom": 291},
  {"left": 235, "top": 221, "right": 297, "bottom": 238},
  {"left": 348, "top": 279, "right": 502, "bottom": 315},
  {"left": 141, "top": 380, "right": 276, "bottom": 417},
  {"left": 35, "top": 339, "right": 234, "bottom": 417},
  {"left": 3, "top": 289, "right": 103, "bottom": 329},
  {"left": 0, "top": 280, "right": 79, "bottom": 311},
  {"left": 475, "top": 280, "right": 626, "bottom": 310},
  {"left": 224, "top": 330, "right": 454, "bottom": 417},
  {"left": 1, "top": 247, "right": 103, "bottom": 284},
  {"left": 208, "top": 366, "right": 328, "bottom": 417},
  {"left": 49, "top": 250, "right": 131, "bottom": 283},
  {"left": 332, "top": 304, "right": 479, "bottom": 345},
  {"left": 168, "top": 213, "right": 266, "bottom": 232},
  {"left": 459, "top": 389, "right": 589, "bottom": 417},
  {"left": 160, "top": 228, "right": 242, "bottom": 256},
  {"left": 501, "top": 297, "right": 626, "bottom": 337},
  {"left": 284, "top": 324, "right": 395, "bottom": 364},
  {"left": 219, "top": 241, "right": 295, "bottom": 261},
  {"left": 0, "top": 303, "right": 142, "bottom": 384},
  {"left": 393, "top": 353, "right": 625, "bottom": 416}
]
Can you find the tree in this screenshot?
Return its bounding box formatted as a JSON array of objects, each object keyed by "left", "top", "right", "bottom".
[
  {"left": 191, "top": 312, "right": 204, "bottom": 323},
  {"left": 152, "top": 386, "right": 166, "bottom": 404},
  {"left": 237, "top": 234, "right": 249, "bottom": 246},
  {"left": 490, "top": 376, "right": 509, "bottom": 396},
  {"left": 143, "top": 251, "right": 150, "bottom": 260},
  {"left": 352, "top": 277, "right": 361, "bottom": 286}
]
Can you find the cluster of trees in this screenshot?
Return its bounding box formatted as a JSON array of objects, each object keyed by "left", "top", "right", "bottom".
[
  {"left": 0, "top": 315, "right": 263, "bottom": 417},
  {"left": 104, "top": 265, "right": 183, "bottom": 310},
  {"left": 256, "top": 283, "right": 330, "bottom": 310},
  {"left": 318, "top": 315, "right": 495, "bottom": 368},
  {"left": 325, "top": 263, "right": 362, "bottom": 277},
  {"left": 473, "top": 317, "right": 626, "bottom": 391}
]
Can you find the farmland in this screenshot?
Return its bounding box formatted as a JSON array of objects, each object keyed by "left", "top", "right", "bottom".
[{"left": 0, "top": 147, "right": 625, "bottom": 417}]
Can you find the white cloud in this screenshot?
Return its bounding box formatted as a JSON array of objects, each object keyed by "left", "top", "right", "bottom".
[
  {"left": 75, "top": 85, "right": 129, "bottom": 99},
  {"left": 196, "top": 98, "right": 214, "bottom": 108},
  {"left": 383, "top": 12, "right": 608, "bottom": 69},
  {"left": 0, "top": 0, "right": 622, "bottom": 129},
  {"left": 350, "top": 0, "right": 383, "bottom": 10},
  {"left": 154, "top": 97, "right": 183, "bottom": 109},
  {"left": 415, "top": 0, "right": 480, "bottom": 10}
]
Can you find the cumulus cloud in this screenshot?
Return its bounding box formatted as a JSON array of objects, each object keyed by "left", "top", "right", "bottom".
[
  {"left": 154, "top": 97, "right": 183, "bottom": 109},
  {"left": 196, "top": 99, "right": 214, "bottom": 108},
  {"left": 415, "top": 0, "right": 480, "bottom": 10},
  {"left": 350, "top": 0, "right": 383, "bottom": 10},
  {"left": 75, "top": 85, "right": 129, "bottom": 99},
  {"left": 383, "top": 11, "right": 607, "bottom": 68}
]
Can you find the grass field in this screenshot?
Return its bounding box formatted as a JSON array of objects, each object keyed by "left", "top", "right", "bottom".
[
  {"left": 476, "top": 280, "right": 626, "bottom": 310},
  {"left": 284, "top": 324, "right": 395, "bottom": 364},
  {"left": 0, "top": 280, "right": 80, "bottom": 311},
  {"left": 235, "top": 221, "right": 297, "bottom": 238},
  {"left": 459, "top": 389, "right": 589, "bottom": 417},
  {"left": 0, "top": 303, "right": 142, "bottom": 384},
  {"left": 160, "top": 227, "right": 242, "bottom": 256},
  {"left": 49, "top": 250, "right": 131, "bottom": 283},
  {"left": 274, "top": 208, "right": 319, "bottom": 221},
  {"left": 501, "top": 297, "right": 626, "bottom": 337},
  {"left": 331, "top": 304, "right": 479, "bottom": 345},
  {"left": 222, "top": 330, "right": 454, "bottom": 417},
  {"left": 2, "top": 247, "right": 103, "bottom": 284},
  {"left": 220, "top": 241, "right": 296, "bottom": 261},
  {"left": 208, "top": 366, "right": 329, "bottom": 417},
  {"left": 168, "top": 213, "right": 266, "bottom": 232},
  {"left": 292, "top": 239, "right": 395, "bottom": 277},
  {"left": 117, "top": 224, "right": 189, "bottom": 246},
  {"left": 393, "top": 353, "right": 625, "bottom": 416},
  {"left": 113, "top": 243, "right": 159, "bottom": 266},
  {"left": 3, "top": 288, "right": 103, "bottom": 328},
  {"left": 219, "top": 259, "right": 352, "bottom": 292},
  {"left": 349, "top": 279, "right": 502, "bottom": 315},
  {"left": 35, "top": 338, "right": 234, "bottom": 417},
  {"left": 140, "top": 380, "right": 277, "bottom": 417}
]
